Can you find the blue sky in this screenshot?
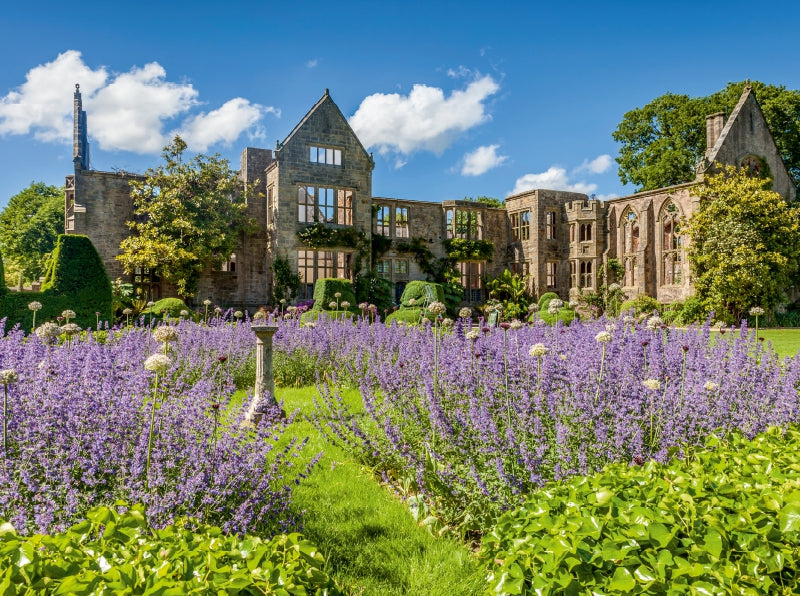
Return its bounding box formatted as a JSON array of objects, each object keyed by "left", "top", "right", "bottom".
[{"left": 1, "top": 0, "right": 799, "bottom": 210}]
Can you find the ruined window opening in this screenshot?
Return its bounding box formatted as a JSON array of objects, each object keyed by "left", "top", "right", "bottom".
[
  {"left": 395, "top": 207, "right": 409, "bottom": 238},
  {"left": 458, "top": 261, "right": 484, "bottom": 303},
  {"left": 580, "top": 261, "right": 593, "bottom": 289},
  {"left": 511, "top": 210, "right": 530, "bottom": 241},
  {"left": 661, "top": 201, "right": 682, "bottom": 285},
  {"left": 298, "top": 185, "right": 353, "bottom": 225},
  {"left": 621, "top": 208, "right": 640, "bottom": 286},
  {"left": 297, "top": 249, "right": 352, "bottom": 299},
  {"left": 337, "top": 189, "right": 353, "bottom": 226},
  {"left": 376, "top": 205, "right": 390, "bottom": 236},
  {"left": 546, "top": 262, "right": 557, "bottom": 288},
  {"left": 446, "top": 208, "right": 481, "bottom": 240},
  {"left": 309, "top": 146, "right": 342, "bottom": 166},
  {"left": 546, "top": 211, "right": 557, "bottom": 240},
  {"left": 570, "top": 261, "right": 577, "bottom": 288}
]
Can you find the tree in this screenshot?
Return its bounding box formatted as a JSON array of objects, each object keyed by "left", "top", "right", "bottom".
[
  {"left": 613, "top": 81, "right": 800, "bottom": 191},
  {"left": 686, "top": 165, "right": 800, "bottom": 322},
  {"left": 118, "top": 137, "right": 256, "bottom": 298},
  {"left": 463, "top": 195, "right": 505, "bottom": 208},
  {"left": 0, "top": 182, "right": 64, "bottom": 284},
  {"left": 483, "top": 269, "right": 532, "bottom": 319}
]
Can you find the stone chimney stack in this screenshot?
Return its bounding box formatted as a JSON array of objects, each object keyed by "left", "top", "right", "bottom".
[
  {"left": 73, "top": 84, "right": 90, "bottom": 171},
  {"left": 705, "top": 112, "right": 725, "bottom": 158}
]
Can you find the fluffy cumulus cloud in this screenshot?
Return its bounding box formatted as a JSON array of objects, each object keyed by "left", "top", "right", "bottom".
[
  {"left": 0, "top": 50, "right": 274, "bottom": 154},
  {"left": 510, "top": 154, "right": 616, "bottom": 196},
  {"left": 573, "top": 154, "right": 612, "bottom": 174},
  {"left": 461, "top": 144, "right": 508, "bottom": 176},
  {"left": 349, "top": 75, "right": 499, "bottom": 161}
]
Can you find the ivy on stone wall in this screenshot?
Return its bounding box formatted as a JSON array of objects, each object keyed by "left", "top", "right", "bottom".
[
  {"left": 443, "top": 238, "right": 494, "bottom": 261},
  {"left": 296, "top": 223, "right": 368, "bottom": 250}
]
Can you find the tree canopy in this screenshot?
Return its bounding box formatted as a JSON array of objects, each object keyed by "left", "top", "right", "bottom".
[
  {"left": 686, "top": 165, "right": 800, "bottom": 322},
  {"left": 117, "top": 137, "right": 256, "bottom": 298},
  {"left": 613, "top": 81, "right": 800, "bottom": 192},
  {"left": 0, "top": 182, "right": 64, "bottom": 284}
]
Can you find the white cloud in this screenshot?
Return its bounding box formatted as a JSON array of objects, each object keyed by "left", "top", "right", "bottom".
[
  {"left": 446, "top": 65, "right": 473, "bottom": 79},
  {"left": 0, "top": 50, "right": 275, "bottom": 154},
  {"left": 510, "top": 166, "right": 598, "bottom": 196},
  {"left": 349, "top": 75, "right": 499, "bottom": 159},
  {"left": 461, "top": 144, "right": 508, "bottom": 176},
  {"left": 573, "top": 154, "right": 613, "bottom": 175},
  {"left": 306, "top": 58, "right": 318, "bottom": 68}
]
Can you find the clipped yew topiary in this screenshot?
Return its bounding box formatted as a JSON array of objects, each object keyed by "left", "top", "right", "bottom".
[
  {"left": 398, "top": 280, "right": 445, "bottom": 307},
  {"left": 310, "top": 278, "right": 357, "bottom": 312},
  {"left": 150, "top": 297, "right": 188, "bottom": 317}
]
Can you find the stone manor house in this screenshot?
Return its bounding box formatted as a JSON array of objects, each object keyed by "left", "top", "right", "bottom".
[{"left": 64, "top": 84, "right": 796, "bottom": 309}]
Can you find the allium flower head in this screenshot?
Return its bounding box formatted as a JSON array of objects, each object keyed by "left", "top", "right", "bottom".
[
  {"left": 459, "top": 307, "right": 472, "bottom": 319},
  {"left": 608, "top": 283, "right": 622, "bottom": 292},
  {"left": 466, "top": 329, "right": 480, "bottom": 340},
  {"left": 568, "top": 300, "right": 579, "bottom": 308},
  {"left": 328, "top": 301, "right": 338, "bottom": 310},
  {"left": 527, "top": 303, "right": 538, "bottom": 311},
  {"left": 147, "top": 301, "right": 155, "bottom": 308},
  {"left": 28, "top": 301, "right": 42, "bottom": 312},
  {"left": 35, "top": 322, "right": 61, "bottom": 340},
  {"left": 334, "top": 292, "right": 342, "bottom": 299},
  {"left": 549, "top": 299, "right": 564, "bottom": 309},
  {"left": 368, "top": 304, "right": 376, "bottom": 311},
  {"left": 304, "top": 322, "right": 316, "bottom": 328},
  {"left": 234, "top": 310, "right": 243, "bottom": 318},
  {"left": 341, "top": 301, "right": 351, "bottom": 309},
  {"left": 428, "top": 301, "right": 447, "bottom": 316},
  {"left": 408, "top": 298, "right": 416, "bottom": 306},
  {"left": 122, "top": 308, "right": 133, "bottom": 316},
  {"left": 358, "top": 302, "right": 369, "bottom": 310},
  {"left": 144, "top": 353, "right": 171, "bottom": 373},
  {"left": 548, "top": 304, "right": 560, "bottom": 315},
  {"left": 214, "top": 307, "right": 222, "bottom": 314},
  {"left": 646, "top": 316, "right": 664, "bottom": 330},
  {"left": 510, "top": 319, "right": 524, "bottom": 330},
  {"left": 180, "top": 309, "right": 189, "bottom": 317},
  {"left": 441, "top": 318, "right": 453, "bottom": 327},
  {"left": 595, "top": 331, "right": 612, "bottom": 343},
  {"left": 623, "top": 316, "right": 635, "bottom": 324},
  {"left": 203, "top": 299, "right": 212, "bottom": 306},
  {"left": 749, "top": 306, "right": 765, "bottom": 317},
  {"left": 605, "top": 323, "right": 617, "bottom": 332},
  {"left": 642, "top": 379, "right": 661, "bottom": 391},
  {"left": 0, "top": 369, "right": 18, "bottom": 385},
  {"left": 60, "top": 323, "right": 82, "bottom": 336},
  {"left": 152, "top": 326, "right": 179, "bottom": 343},
  {"left": 704, "top": 381, "right": 719, "bottom": 391},
  {"left": 529, "top": 343, "right": 549, "bottom": 358},
  {"left": 253, "top": 311, "right": 266, "bottom": 320},
  {"left": 61, "top": 310, "right": 76, "bottom": 320}
]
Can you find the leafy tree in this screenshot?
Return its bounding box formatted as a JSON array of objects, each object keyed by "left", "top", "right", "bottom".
[
  {"left": 483, "top": 269, "right": 532, "bottom": 319},
  {"left": 613, "top": 81, "right": 800, "bottom": 191},
  {"left": 686, "top": 165, "right": 800, "bottom": 322},
  {"left": 463, "top": 195, "right": 505, "bottom": 208},
  {"left": 118, "top": 137, "right": 256, "bottom": 298},
  {"left": 0, "top": 182, "right": 64, "bottom": 283}
]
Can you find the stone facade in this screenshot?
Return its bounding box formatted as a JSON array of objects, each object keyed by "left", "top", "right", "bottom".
[{"left": 65, "top": 84, "right": 796, "bottom": 309}]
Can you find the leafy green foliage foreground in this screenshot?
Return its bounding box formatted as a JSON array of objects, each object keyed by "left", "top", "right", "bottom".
[
  {"left": 0, "top": 503, "right": 339, "bottom": 595},
  {"left": 482, "top": 426, "right": 800, "bottom": 594}
]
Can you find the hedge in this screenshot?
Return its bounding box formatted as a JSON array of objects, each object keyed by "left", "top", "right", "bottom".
[
  {"left": 0, "top": 235, "right": 112, "bottom": 331},
  {"left": 310, "top": 278, "right": 357, "bottom": 313},
  {"left": 398, "top": 280, "right": 445, "bottom": 308}
]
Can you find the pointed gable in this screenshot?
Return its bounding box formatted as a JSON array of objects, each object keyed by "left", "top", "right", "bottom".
[{"left": 704, "top": 86, "right": 796, "bottom": 200}]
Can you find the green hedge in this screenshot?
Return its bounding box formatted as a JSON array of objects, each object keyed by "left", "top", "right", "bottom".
[
  {"left": 483, "top": 426, "right": 800, "bottom": 594},
  {"left": 0, "top": 235, "right": 112, "bottom": 331},
  {"left": 537, "top": 292, "right": 560, "bottom": 310},
  {"left": 399, "top": 280, "right": 445, "bottom": 307},
  {"left": 150, "top": 297, "right": 188, "bottom": 317},
  {"left": 385, "top": 307, "right": 434, "bottom": 325},
  {"left": 620, "top": 294, "right": 661, "bottom": 316}
]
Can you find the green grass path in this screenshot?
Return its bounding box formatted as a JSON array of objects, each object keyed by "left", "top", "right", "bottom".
[{"left": 277, "top": 386, "right": 484, "bottom": 596}]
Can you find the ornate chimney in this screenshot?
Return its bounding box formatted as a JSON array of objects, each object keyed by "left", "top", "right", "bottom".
[{"left": 705, "top": 112, "right": 725, "bottom": 158}]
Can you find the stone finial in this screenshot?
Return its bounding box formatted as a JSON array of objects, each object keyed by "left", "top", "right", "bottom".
[
  {"left": 325, "top": 88, "right": 330, "bottom": 96},
  {"left": 75, "top": 83, "right": 80, "bottom": 92}
]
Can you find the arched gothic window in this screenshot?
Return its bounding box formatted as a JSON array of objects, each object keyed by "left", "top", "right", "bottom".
[
  {"left": 661, "top": 201, "right": 683, "bottom": 285},
  {"left": 621, "top": 208, "right": 639, "bottom": 287}
]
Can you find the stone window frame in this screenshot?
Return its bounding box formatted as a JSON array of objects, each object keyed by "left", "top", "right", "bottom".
[
  {"left": 620, "top": 206, "right": 640, "bottom": 287},
  {"left": 580, "top": 260, "right": 593, "bottom": 289},
  {"left": 545, "top": 211, "right": 557, "bottom": 240},
  {"left": 546, "top": 261, "right": 557, "bottom": 288},
  {"left": 458, "top": 261, "right": 484, "bottom": 303},
  {"left": 395, "top": 206, "right": 410, "bottom": 238},
  {"left": 298, "top": 185, "right": 354, "bottom": 226},
  {"left": 579, "top": 223, "right": 593, "bottom": 242},
  {"left": 297, "top": 249, "right": 352, "bottom": 298},
  {"left": 445, "top": 207, "right": 482, "bottom": 240},
  {"left": 570, "top": 260, "right": 577, "bottom": 288},
  {"left": 309, "top": 145, "right": 342, "bottom": 166},
  {"left": 510, "top": 210, "right": 531, "bottom": 241},
  {"left": 375, "top": 205, "right": 391, "bottom": 236},
  {"left": 659, "top": 200, "right": 683, "bottom": 286},
  {"left": 393, "top": 258, "right": 409, "bottom": 276}
]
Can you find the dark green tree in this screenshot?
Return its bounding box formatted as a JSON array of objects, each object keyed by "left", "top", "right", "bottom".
[
  {"left": 0, "top": 182, "right": 64, "bottom": 283},
  {"left": 118, "top": 137, "right": 256, "bottom": 298},
  {"left": 686, "top": 165, "right": 800, "bottom": 322},
  {"left": 613, "top": 81, "right": 800, "bottom": 191}
]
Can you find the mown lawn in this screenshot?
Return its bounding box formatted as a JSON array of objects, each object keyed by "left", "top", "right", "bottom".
[
  {"left": 275, "top": 386, "right": 484, "bottom": 596},
  {"left": 759, "top": 328, "right": 800, "bottom": 357}
]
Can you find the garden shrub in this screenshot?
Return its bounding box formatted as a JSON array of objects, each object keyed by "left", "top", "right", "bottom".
[
  {"left": 483, "top": 426, "right": 800, "bottom": 594},
  {"left": 310, "top": 278, "right": 357, "bottom": 312},
  {"left": 385, "top": 307, "right": 431, "bottom": 325},
  {"left": 537, "top": 292, "right": 559, "bottom": 310},
  {"left": 619, "top": 294, "right": 661, "bottom": 316},
  {"left": 0, "top": 235, "right": 112, "bottom": 330},
  {"left": 149, "top": 297, "right": 188, "bottom": 317},
  {"left": 537, "top": 307, "right": 576, "bottom": 325},
  {"left": 0, "top": 503, "right": 339, "bottom": 595},
  {"left": 399, "top": 280, "right": 445, "bottom": 307},
  {"left": 677, "top": 295, "right": 709, "bottom": 325}
]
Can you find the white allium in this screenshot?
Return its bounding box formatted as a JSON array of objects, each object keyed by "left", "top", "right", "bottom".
[
  {"left": 646, "top": 316, "right": 664, "bottom": 330},
  {"left": 428, "top": 301, "right": 447, "bottom": 316},
  {"left": 334, "top": 292, "right": 342, "bottom": 299},
  {"left": 60, "top": 323, "right": 82, "bottom": 336},
  {"left": 459, "top": 307, "right": 472, "bottom": 318},
  {"left": 568, "top": 300, "right": 579, "bottom": 308},
  {"left": 549, "top": 299, "right": 564, "bottom": 309},
  {"left": 408, "top": 298, "right": 416, "bottom": 306},
  {"left": 122, "top": 308, "right": 133, "bottom": 316},
  {"left": 704, "top": 381, "right": 719, "bottom": 391},
  {"left": 234, "top": 310, "right": 244, "bottom": 318},
  {"left": 146, "top": 301, "right": 155, "bottom": 308},
  {"left": 61, "top": 310, "right": 76, "bottom": 320},
  {"left": 595, "top": 331, "right": 612, "bottom": 343},
  {"left": 527, "top": 303, "right": 538, "bottom": 311},
  {"left": 28, "top": 301, "right": 42, "bottom": 311},
  {"left": 529, "top": 343, "right": 549, "bottom": 358},
  {"left": 286, "top": 306, "right": 298, "bottom": 314},
  {"left": 144, "top": 353, "right": 171, "bottom": 373},
  {"left": 535, "top": 319, "right": 546, "bottom": 326},
  {"left": 548, "top": 304, "right": 559, "bottom": 315},
  {"left": 304, "top": 322, "right": 316, "bottom": 329},
  {"left": 0, "top": 369, "right": 18, "bottom": 385},
  {"left": 642, "top": 379, "right": 661, "bottom": 391},
  {"left": 179, "top": 310, "right": 189, "bottom": 317},
  {"left": 152, "top": 326, "right": 179, "bottom": 343},
  {"left": 35, "top": 322, "right": 61, "bottom": 340},
  {"left": 608, "top": 283, "right": 622, "bottom": 293},
  {"left": 713, "top": 321, "right": 726, "bottom": 329},
  {"left": 340, "top": 301, "right": 351, "bottom": 309},
  {"left": 466, "top": 329, "right": 480, "bottom": 340},
  {"left": 358, "top": 302, "right": 369, "bottom": 310},
  {"left": 203, "top": 299, "right": 212, "bottom": 307},
  {"left": 749, "top": 306, "right": 765, "bottom": 317},
  {"left": 605, "top": 323, "right": 617, "bottom": 332},
  {"left": 280, "top": 298, "right": 287, "bottom": 305},
  {"left": 510, "top": 319, "right": 524, "bottom": 330},
  {"left": 214, "top": 307, "right": 222, "bottom": 314},
  {"left": 368, "top": 304, "right": 376, "bottom": 311},
  {"left": 623, "top": 316, "right": 635, "bottom": 324},
  {"left": 441, "top": 318, "right": 453, "bottom": 327},
  {"left": 328, "top": 301, "right": 338, "bottom": 310},
  {"left": 253, "top": 311, "right": 266, "bottom": 320}
]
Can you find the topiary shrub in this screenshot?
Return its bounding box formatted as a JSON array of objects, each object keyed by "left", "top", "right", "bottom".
[
  {"left": 619, "top": 294, "right": 661, "bottom": 316},
  {"left": 310, "top": 278, "right": 357, "bottom": 313},
  {"left": 150, "top": 297, "right": 188, "bottom": 317},
  {"left": 537, "top": 292, "right": 560, "bottom": 310},
  {"left": 399, "top": 280, "right": 445, "bottom": 307},
  {"left": 537, "top": 308, "right": 577, "bottom": 325},
  {"left": 385, "top": 308, "right": 431, "bottom": 325}
]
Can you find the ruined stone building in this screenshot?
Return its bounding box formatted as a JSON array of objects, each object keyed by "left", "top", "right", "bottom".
[{"left": 65, "top": 84, "right": 795, "bottom": 308}]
